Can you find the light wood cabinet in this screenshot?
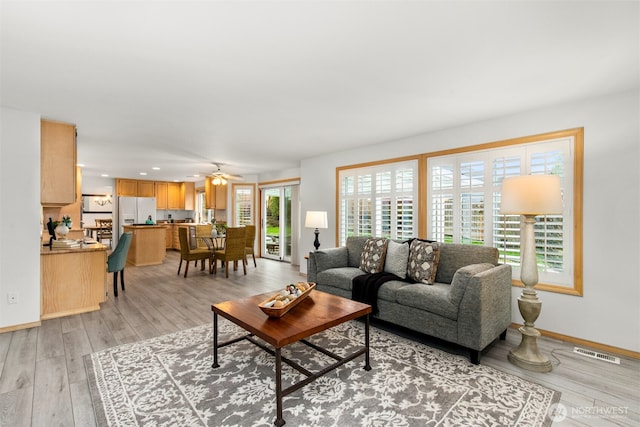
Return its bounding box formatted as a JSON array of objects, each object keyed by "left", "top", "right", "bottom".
[
  {"left": 155, "top": 182, "right": 168, "bottom": 209},
  {"left": 137, "top": 180, "right": 155, "bottom": 197},
  {"left": 165, "top": 225, "right": 173, "bottom": 248},
  {"left": 123, "top": 225, "right": 167, "bottom": 266},
  {"left": 41, "top": 120, "right": 77, "bottom": 205},
  {"left": 205, "top": 177, "right": 227, "bottom": 210},
  {"left": 40, "top": 245, "right": 107, "bottom": 320},
  {"left": 157, "top": 181, "right": 195, "bottom": 210},
  {"left": 116, "top": 179, "right": 139, "bottom": 197},
  {"left": 182, "top": 182, "right": 195, "bottom": 210},
  {"left": 116, "top": 179, "right": 156, "bottom": 197},
  {"left": 167, "top": 182, "right": 182, "bottom": 209}
]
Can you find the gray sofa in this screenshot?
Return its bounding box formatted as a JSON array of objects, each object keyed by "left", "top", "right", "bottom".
[{"left": 307, "top": 236, "right": 512, "bottom": 364}]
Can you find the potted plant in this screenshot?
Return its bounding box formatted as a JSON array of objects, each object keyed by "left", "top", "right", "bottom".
[{"left": 62, "top": 215, "right": 72, "bottom": 228}]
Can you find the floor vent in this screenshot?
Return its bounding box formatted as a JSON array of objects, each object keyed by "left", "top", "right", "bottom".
[{"left": 573, "top": 347, "right": 620, "bottom": 364}]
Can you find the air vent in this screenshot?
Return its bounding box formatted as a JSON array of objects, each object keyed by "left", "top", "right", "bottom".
[{"left": 574, "top": 347, "right": 620, "bottom": 364}]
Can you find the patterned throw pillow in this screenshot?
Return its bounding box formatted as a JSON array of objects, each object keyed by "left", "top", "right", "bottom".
[
  {"left": 359, "top": 238, "right": 388, "bottom": 273},
  {"left": 407, "top": 240, "right": 440, "bottom": 284}
]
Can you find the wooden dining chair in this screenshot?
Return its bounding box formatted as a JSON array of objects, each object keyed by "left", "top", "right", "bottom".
[
  {"left": 177, "top": 227, "right": 212, "bottom": 277},
  {"left": 213, "top": 227, "right": 247, "bottom": 278},
  {"left": 96, "top": 218, "right": 113, "bottom": 248},
  {"left": 244, "top": 224, "right": 257, "bottom": 267}
]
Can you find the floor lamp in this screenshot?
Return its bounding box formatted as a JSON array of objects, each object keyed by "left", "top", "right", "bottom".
[
  {"left": 500, "top": 175, "right": 563, "bottom": 372},
  {"left": 304, "top": 211, "right": 328, "bottom": 251}
]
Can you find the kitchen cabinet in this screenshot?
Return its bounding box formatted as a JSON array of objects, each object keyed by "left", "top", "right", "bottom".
[
  {"left": 116, "top": 179, "right": 138, "bottom": 197},
  {"left": 155, "top": 182, "right": 168, "bottom": 209},
  {"left": 182, "top": 182, "right": 195, "bottom": 210},
  {"left": 153, "top": 181, "right": 196, "bottom": 210},
  {"left": 137, "top": 180, "right": 155, "bottom": 197},
  {"left": 205, "top": 177, "right": 227, "bottom": 210},
  {"left": 167, "top": 182, "right": 182, "bottom": 209},
  {"left": 123, "top": 225, "right": 167, "bottom": 266},
  {"left": 164, "top": 224, "right": 173, "bottom": 248},
  {"left": 40, "top": 244, "right": 108, "bottom": 320},
  {"left": 41, "top": 120, "right": 77, "bottom": 205},
  {"left": 116, "top": 179, "right": 156, "bottom": 197}
]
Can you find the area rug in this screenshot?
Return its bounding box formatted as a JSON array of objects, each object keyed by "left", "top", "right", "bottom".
[{"left": 85, "top": 320, "right": 560, "bottom": 426}]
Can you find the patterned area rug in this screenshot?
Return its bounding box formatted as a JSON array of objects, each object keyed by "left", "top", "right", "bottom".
[{"left": 85, "top": 320, "right": 560, "bottom": 426}]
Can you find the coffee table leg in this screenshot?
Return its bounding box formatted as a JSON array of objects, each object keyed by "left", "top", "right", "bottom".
[
  {"left": 274, "top": 347, "right": 285, "bottom": 426},
  {"left": 364, "top": 314, "right": 371, "bottom": 371},
  {"left": 212, "top": 313, "right": 219, "bottom": 368}
]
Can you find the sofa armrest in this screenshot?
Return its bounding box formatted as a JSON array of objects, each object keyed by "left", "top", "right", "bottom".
[
  {"left": 307, "top": 247, "right": 349, "bottom": 283},
  {"left": 455, "top": 264, "right": 513, "bottom": 351}
]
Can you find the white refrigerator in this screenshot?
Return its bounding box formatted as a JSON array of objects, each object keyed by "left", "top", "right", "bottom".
[{"left": 117, "top": 196, "right": 157, "bottom": 238}]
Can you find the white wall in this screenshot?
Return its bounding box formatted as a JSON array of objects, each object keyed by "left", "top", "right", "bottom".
[
  {"left": 0, "top": 107, "right": 41, "bottom": 328},
  {"left": 300, "top": 90, "right": 640, "bottom": 353}
]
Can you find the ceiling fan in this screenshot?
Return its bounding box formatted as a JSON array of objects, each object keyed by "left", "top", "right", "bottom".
[{"left": 205, "top": 163, "right": 242, "bottom": 185}]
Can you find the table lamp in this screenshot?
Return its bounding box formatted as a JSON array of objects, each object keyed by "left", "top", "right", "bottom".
[
  {"left": 500, "top": 174, "right": 563, "bottom": 372},
  {"left": 305, "top": 211, "right": 328, "bottom": 251}
]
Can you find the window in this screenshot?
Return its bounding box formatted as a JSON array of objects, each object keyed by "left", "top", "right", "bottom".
[
  {"left": 232, "top": 184, "right": 255, "bottom": 226},
  {"left": 196, "top": 190, "right": 212, "bottom": 223},
  {"left": 427, "top": 128, "right": 583, "bottom": 295},
  {"left": 338, "top": 159, "right": 418, "bottom": 246}
]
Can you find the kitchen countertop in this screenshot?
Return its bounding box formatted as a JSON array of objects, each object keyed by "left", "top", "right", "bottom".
[{"left": 41, "top": 241, "right": 108, "bottom": 255}]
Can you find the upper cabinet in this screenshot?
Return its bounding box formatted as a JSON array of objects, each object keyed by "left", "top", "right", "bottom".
[
  {"left": 154, "top": 181, "right": 195, "bottom": 210},
  {"left": 205, "top": 177, "right": 227, "bottom": 210},
  {"left": 155, "top": 182, "right": 168, "bottom": 209},
  {"left": 116, "top": 179, "right": 156, "bottom": 197},
  {"left": 41, "top": 120, "right": 77, "bottom": 205},
  {"left": 182, "top": 182, "right": 195, "bottom": 211}
]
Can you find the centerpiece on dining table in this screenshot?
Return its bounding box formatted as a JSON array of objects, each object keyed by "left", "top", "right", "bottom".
[{"left": 259, "top": 282, "right": 315, "bottom": 317}]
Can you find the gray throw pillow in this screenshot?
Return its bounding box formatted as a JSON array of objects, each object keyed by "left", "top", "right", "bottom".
[
  {"left": 407, "top": 240, "right": 440, "bottom": 284},
  {"left": 383, "top": 240, "right": 409, "bottom": 279},
  {"left": 359, "top": 238, "right": 388, "bottom": 273}
]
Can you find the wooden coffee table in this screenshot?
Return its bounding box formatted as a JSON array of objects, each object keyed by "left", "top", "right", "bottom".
[{"left": 211, "top": 290, "right": 372, "bottom": 426}]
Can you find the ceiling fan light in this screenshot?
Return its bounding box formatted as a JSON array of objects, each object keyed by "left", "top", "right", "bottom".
[{"left": 212, "top": 176, "right": 222, "bottom": 186}]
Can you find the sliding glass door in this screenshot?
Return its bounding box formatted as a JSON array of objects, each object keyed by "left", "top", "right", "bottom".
[{"left": 262, "top": 187, "right": 292, "bottom": 262}]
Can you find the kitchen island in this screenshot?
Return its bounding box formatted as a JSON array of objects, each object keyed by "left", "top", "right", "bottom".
[
  {"left": 123, "top": 225, "right": 168, "bottom": 266},
  {"left": 41, "top": 242, "right": 108, "bottom": 320}
]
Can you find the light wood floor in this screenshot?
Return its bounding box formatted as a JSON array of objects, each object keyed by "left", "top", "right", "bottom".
[{"left": 0, "top": 251, "right": 638, "bottom": 426}]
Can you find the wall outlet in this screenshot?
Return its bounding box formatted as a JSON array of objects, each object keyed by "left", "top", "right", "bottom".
[{"left": 7, "top": 292, "right": 18, "bottom": 304}]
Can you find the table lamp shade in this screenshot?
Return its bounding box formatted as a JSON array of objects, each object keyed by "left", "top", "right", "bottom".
[
  {"left": 305, "top": 211, "right": 328, "bottom": 229},
  {"left": 500, "top": 175, "right": 563, "bottom": 215}
]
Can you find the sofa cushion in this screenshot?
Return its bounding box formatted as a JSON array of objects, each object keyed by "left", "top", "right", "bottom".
[
  {"left": 313, "top": 247, "right": 348, "bottom": 272},
  {"left": 435, "top": 243, "right": 498, "bottom": 284},
  {"left": 360, "top": 238, "right": 388, "bottom": 273},
  {"left": 346, "top": 236, "right": 369, "bottom": 267},
  {"left": 395, "top": 282, "right": 459, "bottom": 320},
  {"left": 383, "top": 240, "right": 410, "bottom": 279},
  {"left": 377, "top": 279, "right": 410, "bottom": 302},
  {"left": 406, "top": 240, "right": 440, "bottom": 284},
  {"left": 317, "top": 267, "right": 365, "bottom": 292}
]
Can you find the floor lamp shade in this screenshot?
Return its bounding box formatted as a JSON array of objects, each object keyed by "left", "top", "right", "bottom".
[
  {"left": 500, "top": 174, "right": 563, "bottom": 373},
  {"left": 305, "top": 211, "right": 328, "bottom": 251},
  {"left": 500, "top": 175, "right": 563, "bottom": 215}
]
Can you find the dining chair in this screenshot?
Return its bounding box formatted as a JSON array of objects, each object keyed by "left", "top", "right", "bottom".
[
  {"left": 96, "top": 218, "right": 113, "bottom": 248},
  {"left": 178, "top": 227, "right": 212, "bottom": 277},
  {"left": 213, "top": 227, "right": 247, "bottom": 278},
  {"left": 244, "top": 224, "right": 257, "bottom": 267},
  {"left": 107, "top": 232, "right": 132, "bottom": 297}
]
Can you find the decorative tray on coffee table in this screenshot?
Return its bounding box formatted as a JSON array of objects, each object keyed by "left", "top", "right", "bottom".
[{"left": 258, "top": 282, "right": 316, "bottom": 318}]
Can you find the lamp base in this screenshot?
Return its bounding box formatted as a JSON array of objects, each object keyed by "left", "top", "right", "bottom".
[
  {"left": 508, "top": 326, "right": 552, "bottom": 372},
  {"left": 313, "top": 229, "right": 320, "bottom": 251}
]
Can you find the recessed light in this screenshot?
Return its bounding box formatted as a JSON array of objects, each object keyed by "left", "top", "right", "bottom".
[
  {"left": 77, "top": 163, "right": 85, "bottom": 167},
  {"left": 193, "top": 174, "right": 200, "bottom": 177},
  {"left": 152, "top": 167, "right": 160, "bottom": 170},
  {"left": 140, "top": 172, "right": 147, "bottom": 176},
  {"left": 101, "top": 174, "right": 109, "bottom": 177}
]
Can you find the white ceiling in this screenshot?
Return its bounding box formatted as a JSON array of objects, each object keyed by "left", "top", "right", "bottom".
[{"left": 2, "top": 1, "right": 638, "bottom": 182}]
